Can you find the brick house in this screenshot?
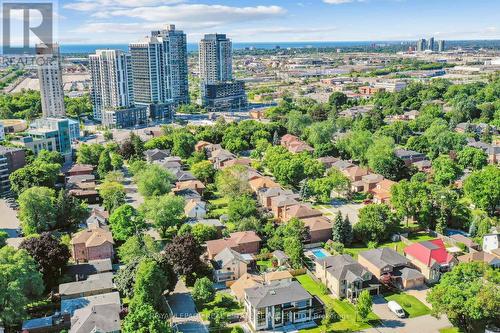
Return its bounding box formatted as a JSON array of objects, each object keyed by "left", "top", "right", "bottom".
[
  {"left": 206, "top": 231, "right": 261, "bottom": 259},
  {"left": 71, "top": 227, "right": 114, "bottom": 263},
  {"left": 301, "top": 216, "right": 333, "bottom": 243}
]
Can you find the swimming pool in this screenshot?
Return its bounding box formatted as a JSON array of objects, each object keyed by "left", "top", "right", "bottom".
[{"left": 311, "top": 248, "right": 329, "bottom": 259}]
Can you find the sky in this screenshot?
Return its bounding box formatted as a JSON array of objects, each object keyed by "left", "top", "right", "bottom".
[{"left": 7, "top": 0, "right": 500, "bottom": 45}]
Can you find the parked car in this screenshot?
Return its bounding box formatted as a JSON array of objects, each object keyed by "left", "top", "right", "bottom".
[{"left": 387, "top": 301, "right": 405, "bottom": 318}]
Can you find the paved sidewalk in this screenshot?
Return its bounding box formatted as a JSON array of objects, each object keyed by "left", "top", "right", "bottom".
[{"left": 168, "top": 280, "right": 208, "bottom": 333}]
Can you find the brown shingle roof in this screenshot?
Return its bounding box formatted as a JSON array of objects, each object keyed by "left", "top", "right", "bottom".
[{"left": 71, "top": 227, "right": 114, "bottom": 247}]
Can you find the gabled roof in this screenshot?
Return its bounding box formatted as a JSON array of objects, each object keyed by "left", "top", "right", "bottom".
[
  {"left": 249, "top": 176, "right": 280, "bottom": 192},
  {"left": 458, "top": 251, "right": 500, "bottom": 266},
  {"left": 144, "top": 148, "right": 170, "bottom": 159},
  {"left": 206, "top": 231, "right": 261, "bottom": 256},
  {"left": 176, "top": 180, "right": 206, "bottom": 190},
  {"left": 245, "top": 280, "right": 311, "bottom": 308},
  {"left": 230, "top": 273, "right": 264, "bottom": 300},
  {"left": 67, "top": 164, "right": 94, "bottom": 174},
  {"left": 450, "top": 234, "right": 478, "bottom": 248},
  {"left": 301, "top": 215, "right": 332, "bottom": 232},
  {"left": 59, "top": 272, "right": 114, "bottom": 296},
  {"left": 70, "top": 227, "right": 114, "bottom": 247},
  {"left": 399, "top": 267, "right": 425, "bottom": 280},
  {"left": 264, "top": 270, "right": 293, "bottom": 282},
  {"left": 70, "top": 302, "right": 121, "bottom": 333},
  {"left": 284, "top": 204, "right": 322, "bottom": 220},
  {"left": 359, "top": 248, "right": 410, "bottom": 269},
  {"left": 404, "top": 239, "right": 454, "bottom": 267},
  {"left": 316, "top": 254, "right": 370, "bottom": 283},
  {"left": 270, "top": 194, "right": 299, "bottom": 208},
  {"left": 214, "top": 247, "right": 250, "bottom": 268}
]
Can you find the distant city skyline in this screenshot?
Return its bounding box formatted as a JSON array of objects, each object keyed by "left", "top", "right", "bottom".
[{"left": 41, "top": 0, "right": 500, "bottom": 45}]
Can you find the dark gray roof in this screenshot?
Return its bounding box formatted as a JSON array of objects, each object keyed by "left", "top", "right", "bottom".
[
  {"left": 394, "top": 149, "right": 425, "bottom": 159},
  {"left": 399, "top": 267, "right": 424, "bottom": 280},
  {"left": 316, "top": 254, "right": 370, "bottom": 283},
  {"left": 66, "top": 259, "right": 112, "bottom": 280},
  {"left": 273, "top": 250, "right": 289, "bottom": 261},
  {"left": 359, "top": 248, "right": 410, "bottom": 269},
  {"left": 59, "top": 272, "right": 113, "bottom": 296},
  {"left": 245, "top": 281, "right": 311, "bottom": 308}
]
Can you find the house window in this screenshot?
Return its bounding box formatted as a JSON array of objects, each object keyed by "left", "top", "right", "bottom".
[
  {"left": 296, "top": 300, "right": 309, "bottom": 309},
  {"left": 257, "top": 308, "right": 266, "bottom": 327},
  {"left": 274, "top": 305, "right": 282, "bottom": 325}
]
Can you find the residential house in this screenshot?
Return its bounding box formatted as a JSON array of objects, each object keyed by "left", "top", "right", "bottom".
[
  {"left": 213, "top": 247, "right": 250, "bottom": 283},
  {"left": 483, "top": 233, "right": 500, "bottom": 254},
  {"left": 186, "top": 218, "right": 225, "bottom": 235},
  {"left": 209, "top": 149, "right": 236, "bottom": 169},
  {"left": 315, "top": 254, "right": 380, "bottom": 299},
  {"left": 67, "top": 164, "right": 93, "bottom": 176},
  {"left": 467, "top": 141, "right": 500, "bottom": 165},
  {"left": 65, "top": 259, "right": 113, "bottom": 281},
  {"left": 270, "top": 194, "right": 299, "bottom": 219},
  {"left": 70, "top": 226, "right": 114, "bottom": 263},
  {"left": 206, "top": 231, "right": 261, "bottom": 259},
  {"left": 331, "top": 160, "right": 355, "bottom": 172},
  {"left": 230, "top": 273, "right": 264, "bottom": 302},
  {"left": 403, "top": 239, "right": 457, "bottom": 283},
  {"left": 61, "top": 291, "right": 120, "bottom": 317},
  {"left": 264, "top": 270, "right": 293, "bottom": 284},
  {"left": 22, "top": 313, "right": 71, "bottom": 333},
  {"left": 343, "top": 166, "right": 369, "bottom": 182},
  {"left": 458, "top": 251, "right": 500, "bottom": 268},
  {"left": 449, "top": 234, "right": 480, "bottom": 250},
  {"left": 370, "top": 179, "right": 396, "bottom": 204},
  {"left": 184, "top": 199, "right": 207, "bottom": 219},
  {"left": 257, "top": 187, "right": 299, "bottom": 210},
  {"left": 412, "top": 160, "right": 432, "bottom": 173},
  {"left": 301, "top": 216, "right": 333, "bottom": 243},
  {"left": 70, "top": 303, "right": 121, "bottom": 333},
  {"left": 317, "top": 156, "right": 339, "bottom": 169},
  {"left": 222, "top": 157, "right": 252, "bottom": 169},
  {"left": 174, "top": 170, "right": 197, "bottom": 182},
  {"left": 394, "top": 149, "right": 428, "bottom": 166},
  {"left": 175, "top": 179, "right": 205, "bottom": 195},
  {"left": 66, "top": 173, "right": 100, "bottom": 204},
  {"left": 272, "top": 250, "right": 290, "bottom": 266},
  {"left": 244, "top": 280, "right": 314, "bottom": 331},
  {"left": 249, "top": 176, "right": 280, "bottom": 193},
  {"left": 281, "top": 134, "right": 314, "bottom": 154},
  {"left": 194, "top": 141, "right": 211, "bottom": 152},
  {"left": 358, "top": 248, "right": 425, "bottom": 289},
  {"left": 59, "top": 272, "right": 114, "bottom": 299},
  {"left": 338, "top": 106, "right": 372, "bottom": 118},
  {"left": 351, "top": 173, "right": 384, "bottom": 193},
  {"left": 282, "top": 204, "right": 322, "bottom": 223},
  {"left": 144, "top": 149, "right": 171, "bottom": 163},
  {"left": 174, "top": 188, "right": 202, "bottom": 202}
]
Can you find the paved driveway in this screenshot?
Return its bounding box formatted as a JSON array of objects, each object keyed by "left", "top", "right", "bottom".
[
  {"left": 364, "top": 296, "right": 451, "bottom": 333},
  {"left": 0, "top": 199, "right": 24, "bottom": 248},
  {"left": 168, "top": 280, "right": 208, "bottom": 333}
]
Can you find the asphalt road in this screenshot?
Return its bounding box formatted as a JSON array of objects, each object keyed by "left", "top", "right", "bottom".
[
  {"left": 0, "top": 199, "right": 24, "bottom": 248},
  {"left": 168, "top": 280, "right": 208, "bottom": 333}
]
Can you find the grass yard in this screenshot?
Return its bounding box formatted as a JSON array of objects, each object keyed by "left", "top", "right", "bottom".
[
  {"left": 439, "top": 328, "right": 461, "bottom": 333},
  {"left": 198, "top": 292, "right": 243, "bottom": 321},
  {"left": 256, "top": 259, "right": 273, "bottom": 272},
  {"left": 384, "top": 293, "right": 431, "bottom": 318},
  {"left": 295, "top": 274, "right": 379, "bottom": 332}
]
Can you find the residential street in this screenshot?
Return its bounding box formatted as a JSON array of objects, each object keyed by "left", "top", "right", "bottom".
[
  {"left": 363, "top": 296, "right": 452, "bottom": 333},
  {"left": 0, "top": 199, "right": 24, "bottom": 248},
  {"left": 167, "top": 280, "right": 208, "bottom": 333}
]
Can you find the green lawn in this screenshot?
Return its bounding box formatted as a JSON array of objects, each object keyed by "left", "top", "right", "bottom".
[
  {"left": 295, "top": 274, "right": 379, "bottom": 332},
  {"left": 384, "top": 293, "right": 431, "bottom": 318},
  {"left": 198, "top": 293, "right": 243, "bottom": 321},
  {"left": 439, "top": 328, "right": 461, "bottom": 333},
  {"left": 257, "top": 259, "right": 273, "bottom": 272},
  {"left": 209, "top": 197, "right": 229, "bottom": 206}
]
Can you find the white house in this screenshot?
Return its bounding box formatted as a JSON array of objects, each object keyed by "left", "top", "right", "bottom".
[{"left": 483, "top": 233, "right": 500, "bottom": 254}]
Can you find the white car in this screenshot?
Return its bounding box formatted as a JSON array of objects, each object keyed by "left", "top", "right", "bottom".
[{"left": 387, "top": 300, "right": 406, "bottom": 318}]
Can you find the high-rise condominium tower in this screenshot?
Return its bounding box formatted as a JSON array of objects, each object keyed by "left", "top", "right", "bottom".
[
  {"left": 199, "top": 34, "right": 233, "bottom": 84},
  {"left": 416, "top": 38, "right": 426, "bottom": 52},
  {"left": 437, "top": 40, "right": 445, "bottom": 52},
  {"left": 89, "top": 49, "right": 133, "bottom": 120},
  {"left": 36, "top": 44, "right": 66, "bottom": 118},
  {"left": 428, "top": 37, "right": 435, "bottom": 51},
  {"left": 151, "top": 25, "right": 189, "bottom": 105}
]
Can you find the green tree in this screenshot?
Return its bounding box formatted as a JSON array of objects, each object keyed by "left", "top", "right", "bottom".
[
  {"left": 142, "top": 195, "right": 185, "bottom": 238},
  {"left": 172, "top": 131, "right": 196, "bottom": 159},
  {"left": 122, "top": 303, "right": 170, "bottom": 333},
  {"left": 227, "top": 195, "right": 257, "bottom": 223},
  {"left": 192, "top": 277, "right": 215, "bottom": 305},
  {"left": 331, "top": 213, "right": 352, "bottom": 245},
  {"left": 366, "top": 136, "right": 409, "bottom": 180},
  {"left": 283, "top": 237, "right": 304, "bottom": 269},
  {"left": 135, "top": 164, "right": 174, "bottom": 198},
  {"left": 37, "top": 149, "right": 64, "bottom": 165},
  {"left": 215, "top": 165, "right": 252, "bottom": 197},
  {"left": 99, "top": 180, "right": 126, "bottom": 213},
  {"left": 286, "top": 110, "right": 312, "bottom": 136},
  {"left": 457, "top": 147, "right": 488, "bottom": 170},
  {"left": 18, "top": 186, "right": 56, "bottom": 234},
  {"left": 432, "top": 155, "right": 461, "bottom": 186},
  {"left": 117, "top": 235, "right": 161, "bottom": 264},
  {"left": 0, "top": 231, "right": 7, "bottom": 248},
  {"left": 0, "top": 246, "right": 44, "bottom": 327},
  {"left": 97, "top": 150, "right": 113, "bottom": 179},
  {"left": 391, "top": 179, "right": 432, "bottom": 227},
  {"left": 163, "top": 234, "right": 205, "bottom": 285},
  {"left": 131, "top": 259, "right": 170, "bottom": 311},
  {"left": 356, "top": 290, "right": 373, "bottom": 321},
  {"left": 191, "top": 160, "right": 215, "bottom": 183},
  {"left": 109, "top": 204, "right": 147, "bottom": 241},
  {"left": 209, "top": 308, "right": 229, "bottom": 331},
  {"left": 111, "top": 152, "right": 123, "bottom": 170},
  {"left": 355, "top": 204, "right": 399, "bottom": 244},
  {"left": 9, "top": 161, "right": 60, "bottom": 195},
  {"left": 55, "top": 189, "right": 88, "bottom": 229},
  {"left": 336, "top": 130, "right": 373, "bottom": 164},
  {"left": 328, "top": 92, "right": 348, "bottom": 109},
  {"left": 190, "top": 224, "right": 218, "bottom": 243},
  {"left": 76, "top": 143, "right": 105, "bottom": 166},
  {"left": 427, "top": 262, "right": 500, "bottom": 333},
  {"left": 463, "top": 165, "right": 500, "bottom": 216},
  {"left": 115, "top": 260, "right": 140, "bottom": 299}
]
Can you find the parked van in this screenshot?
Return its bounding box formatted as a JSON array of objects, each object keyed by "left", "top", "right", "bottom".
[{"left": 387, "top": 301, "right": 405, "bottom": 318}]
